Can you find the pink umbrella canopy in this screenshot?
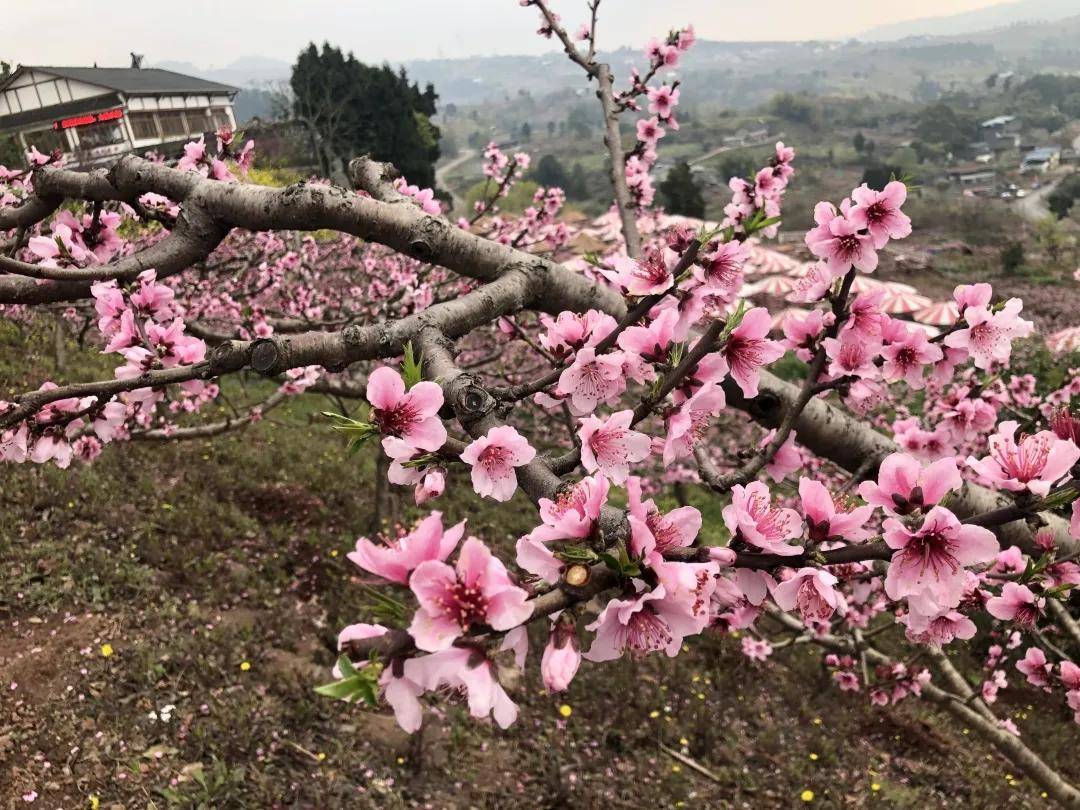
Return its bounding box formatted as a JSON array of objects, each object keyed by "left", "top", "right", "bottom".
[
  {"left": 746, "top": 274, "right": 798, "bottom": 297},
  {"left": 745, "top": 242, "right": 800, "bottom": 276},
  {"left": 881, "top": 280, "right": 918, "bottom": 294},
  {"left": 848, "top": 275, "right": 885, "bottom": 294},
  {"left": 880, "top": 290, "right": 932, "bottom": 314},
  {"left": 913, "top": 301, "right": 960, "bottom": 326},
  {"left": 1047, "top": 326, "right": 1080, "bottom": 354}
]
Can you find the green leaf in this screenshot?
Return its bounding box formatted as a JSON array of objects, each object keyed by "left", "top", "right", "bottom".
[
  {"left": 554, "top": 545, "right": 598, "bottom": 564},
  {"left": 1018, "top": 557, "right": 1035, "bottom": 584},
  {"left": 355, "top": 679, "right": 378, "bottom": 707},
  {"left": 336, "top": 654, "right": 358, "bottom": 679},
  {"left": 362, "top": 585, "right": 409, "bottom": 625},
  {"left": 598, "top": 552, "right": 622, "bottom": 572},
  {"left": 718, "top": 300, "right": 748, "bottom": 343},
  {"left": 401, "top": 341, "right": 424, "bottom": 387},
  {"left": 1040, "top": 487, "right": 1079, "bottom": 511},
  {"left": 314, "top": 675, "right": 366, "bottom": 700},
  {"left": 749, "top": 214, "right": 782, "bottom": 234},
  {"left": 322, "top": 411, "right": 376, "bottom": 452}
]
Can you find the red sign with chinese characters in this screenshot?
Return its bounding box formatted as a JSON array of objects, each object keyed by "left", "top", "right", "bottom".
[{"left": 52, "top": 108, "right": 124, "bottom": 131}]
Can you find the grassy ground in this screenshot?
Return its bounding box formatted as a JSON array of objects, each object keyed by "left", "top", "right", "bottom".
[{"left": 0, "top": 322, "right": 1073, "bottom": 809}]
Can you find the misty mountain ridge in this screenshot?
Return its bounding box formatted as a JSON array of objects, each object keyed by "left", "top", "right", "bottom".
[
  {"left": 147, "top": 6, "right": 1080, "bottom": 118},
  {"left": 153, "top": 55, "right": 292, "bottom": 89},
  {"left": 859, "top": 0, "right": 1080, "bottom": 40}
]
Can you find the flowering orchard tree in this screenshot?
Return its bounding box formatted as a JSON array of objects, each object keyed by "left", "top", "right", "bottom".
[{"left": 3, "top": 1, "right": 1080, "bottom": 802}]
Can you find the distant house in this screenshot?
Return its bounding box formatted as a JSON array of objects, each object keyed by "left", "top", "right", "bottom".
[
  {"left": 980, "top": 115, "right": 1017, "bottom": 131},
  {"left": 1020, "top": 146, "right": 1061, "bottom": 174},
  {"left": 0, "top": 63, "right": 239, "bottom": 168},
  {"left": 947, "top": 164, "right": 997, "bottom": 191},
  {"left": 967, "top": 141, "right": 994, "bottom": 163},
  {"left": 990, "top": 131, "right": 1021, "bottom": 154},
  {"left": 720, "top": 127, "right": 770, "bottom": 148}
]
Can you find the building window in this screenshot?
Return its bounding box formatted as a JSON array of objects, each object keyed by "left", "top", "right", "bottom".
[
  {"left": 77, "top": 121, "right": 125, "bottom": 149},
  {"left": 187, "top": 111, "right": 213, "bottom": 134},
  {"left": 158, "top": 111, "right": 188, "bottom": 137},
  {"left": 211, "top": 109, "right": 231, "bottom": 130},
  {"left": 130, "top": 112, "right": 159, "bottom": 140},
  {"left": 22, "top": 128, "right": 66, "bottom": 153}
]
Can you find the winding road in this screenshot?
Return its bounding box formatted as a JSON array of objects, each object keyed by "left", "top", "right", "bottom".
[
  {"left": 435, "top": 149, "right": 476, "bottom": 216},
  {"left": 1015, "top": 177, "right": 1057, "bottom": 223}
]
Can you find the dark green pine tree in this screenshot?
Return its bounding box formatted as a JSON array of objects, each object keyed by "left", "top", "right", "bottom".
[
  {"left": 290, "top": 44, "right": 441, "bottom": 188},
  {"left": 659, "top": 161, "right": 705, "bottom": 218}
]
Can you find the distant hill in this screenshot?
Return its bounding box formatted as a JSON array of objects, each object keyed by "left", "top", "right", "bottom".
[
  {"left": 153, "top": 55, "right": 291, "bottom": 88},
  {"left": 860, "top": 0, "right": 1080, "bottom": 40},
  {"left": 152, "top": 56, "right": 291, "bottom": 124},
  {"left": 142, "top": 8, "right": 1080, "bottom": 115}
]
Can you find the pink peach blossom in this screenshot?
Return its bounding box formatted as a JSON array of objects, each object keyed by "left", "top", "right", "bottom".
[
  {"left": 578, "top": 409, "right": 651, "bottom": 483},
  {"left": 347, "top": 512, "right": 465, "bottom": 585},
  {"left": 662, "top": 382, "right": 725, "bottom": 464},
  {"left": 616, "top": 307, "right": 678, "bottom": 363},
  {"left": 846, "top": 181, "right": 911, "bottom": 248},
  {"left": 538, "top": 309, "right": 618, "bottom": 358},
  {"left": 805, "top": 203, "right": 878, "bottom": 274},
  {"left": 720, "top": 307, "right": 784, "bottom": 397},
  {"left": 722, "top": 481, "right": 803, "bottom": 556},
  {"left": 944, "top": 298, "right": 1032, "bottom": 370},
  {"left": 953, "top": 282, "right": 992, "bottom": 311},
  {"left": 858, "top": 453, "right": 962, "bottom": 517},
  {"left": 741, "top": 636, "right": 773, "bottom": 661},
  {"left": 626, "top": 476, "right": 702, "bottom": 560},
  {"left": 781, "top": 309, "right": 826, "bottom": 362},
  {"left": 1016, "top": 646, "right": 1052, "bottom": 689},
  {"left": 515, "top": 534, "right": 563, "bottom": 584},
  {"left": 408, "top": 537, "right": 532, "bottom": 651},
  {"left": 584, "top": 585, "right": 701, "bottom": 661},
  {"left": 404, "top": 647, "right": 518, "bottom": 728},
  {"left": 557, "top": 347, "right": 627, "bottom": 415},
  {"left": 882, "top": 506, "right": 998, "bottom": 618},
  {"left": 531, "top": 474, "right": 610, "bottom": 542},
  {"left": 772, "top": 567, "right": 842, "bottom": 621},
  {"left": 460, "top": 425, "right": 536, "bottom": 502},
  {"left": 693, "top": 240, "right": 749, "bottom": 293},
  {"left": 798, "top": 477, "right": 873, "bottom": 543},
  {"left": 367, "top": 366, "right": 446, "bottom": 455},
  {"left": 541, "top": 615, "right": 581, "bottom": 692},
  {"left": 762, "top": 429, "right": 803, "bottom": 482},
  {"left": 881, "top": 327, "right": 942, "bottom": 389},
  {"left": 904, "top": 610, "right": 977, "bottom": 646},
  {"left": 986, "top": 582, "right": 1045, "bottom": 626},
  {"left": 967, "top": 421, "right": 1080, "bottom": 497},
  {"left": 604, "top": 251, "right": 672, "bottom": 296}
]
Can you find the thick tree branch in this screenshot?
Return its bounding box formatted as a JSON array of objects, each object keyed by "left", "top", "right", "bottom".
[{"left": 17, "top": 156, "right": 623, "bottom": 316}]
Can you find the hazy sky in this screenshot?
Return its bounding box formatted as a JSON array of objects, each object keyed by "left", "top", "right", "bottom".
[{"left": 6, "top": 0, "right": 1012, "bottom": 68}]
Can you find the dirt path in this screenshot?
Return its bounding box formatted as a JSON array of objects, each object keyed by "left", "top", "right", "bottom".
[
  {"left": 688, "top": 133, "right": 782, "bottom": 166},
  {"left": 435, "top": 149, "right": 475, "bottom": 215},
  {"left": 1015, "top": 177, "right": 1057, "bottom": 223}
]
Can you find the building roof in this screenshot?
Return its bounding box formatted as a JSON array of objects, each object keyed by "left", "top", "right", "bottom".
[
  {"left": 980, "top": 115, "right": 1016, "bottom": 128},
  {"left": 1023, "top": 147, "right": 1060, "bottom": 161},
  {"left": 1, "top": 66, "right": 238, "bottom": 96}
]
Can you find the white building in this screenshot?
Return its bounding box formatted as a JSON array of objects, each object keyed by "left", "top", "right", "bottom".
[
  {"left": 0, "top": 64, "right": 239, "bottom": 167},
  {"left": 1020, "top": 147, "right": 1061, "bottom": 174}
]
